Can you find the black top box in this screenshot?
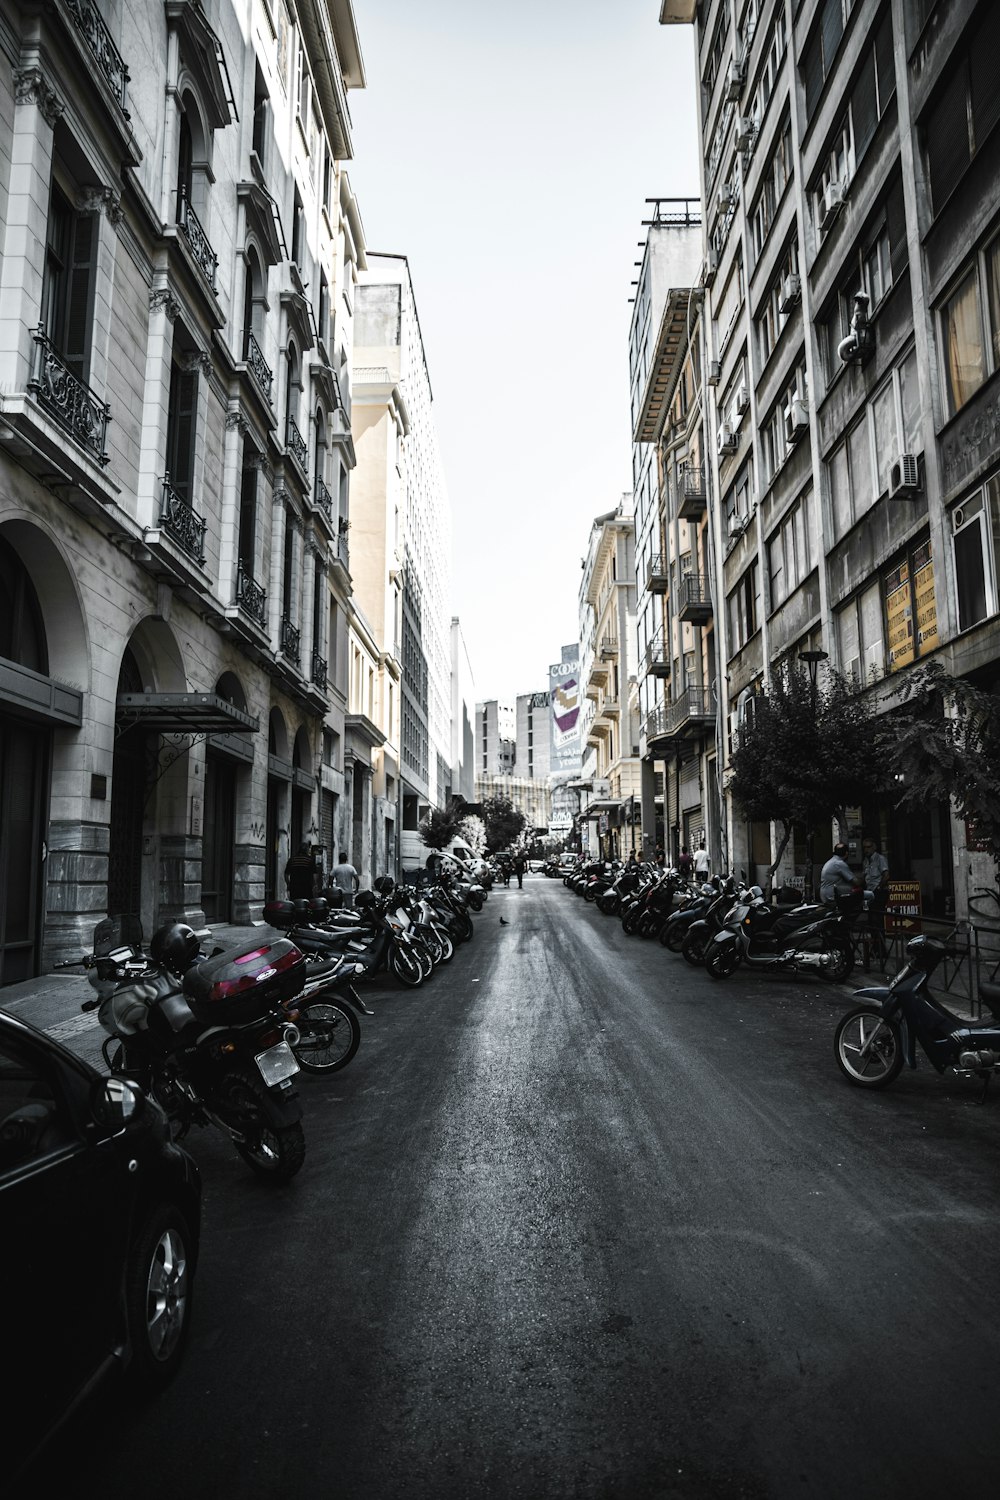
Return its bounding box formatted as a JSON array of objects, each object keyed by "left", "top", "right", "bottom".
[{"left": 183, "top": 939, "right": 305, "bottom": 1023}]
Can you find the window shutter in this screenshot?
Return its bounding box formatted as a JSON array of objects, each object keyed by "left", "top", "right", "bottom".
[
  {"left": 926, "top": 65, "right": 970, "bottom": 213},
  {"left": 167, "top": 363, "right": 198, "bottom": 501},
  {"left": 970, "top": 5, "right": 1000, "bottom": 153},
  {"left": 63, "top": 211, "right": 96, "bottom": 382}
]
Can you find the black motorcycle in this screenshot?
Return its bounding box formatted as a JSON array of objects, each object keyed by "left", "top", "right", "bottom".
[
  {"left": 62, "top": 917, "right": 308, "bottom": 1180},
  {"left": 702, "top": 891, "right": 857, "bottom": 982},
  {"left": 834, "top": 932, "right": 1000, "bottom": 1095}
]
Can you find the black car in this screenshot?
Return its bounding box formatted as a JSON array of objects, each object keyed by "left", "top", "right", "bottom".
[{"left": 0, "top": 1009, "right": 201, "bottom": 1481}]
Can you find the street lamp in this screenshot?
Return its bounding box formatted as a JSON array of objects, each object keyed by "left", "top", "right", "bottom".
[{"left": 798, "top": 648, "right": 829, "bottom": 897}]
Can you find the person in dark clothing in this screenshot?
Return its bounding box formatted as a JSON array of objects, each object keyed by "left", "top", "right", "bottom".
[
  {"left": 513, "top": 853, "right": 527, "bottom": 889},
  {"left": 284, "top": 841, "right": 316, "bottom": 900},
  {"left": 677, "top": 845, "right": 694, "bottom": 880}
]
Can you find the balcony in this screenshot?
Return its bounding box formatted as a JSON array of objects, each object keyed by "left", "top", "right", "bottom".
[
  {"left": 669, "top": 685, "right": 715, "bottom": 736},
  {"left": 29, "top": 328, "right": 110, "bottom": 467},
  {"left": 244, "top": 332, "right": 273, "bottom": 404},
  {"left": 234, "top": 562, "right": 266, "bottom": 627},
  {"left": 177, "top": 190, "right": 218, "bottom": 291},
  {"left": 280, "top": 615, "right": 301, "bottom": 666},
  {"left": 285, "top": 414, "right": 308, "bottom": 477},
  {"left": 159, "top": 477, "right": 206, "bottom": 563},
  {"left": 677, "top": 572, "right": 713, "bottom": 625},
  {"left": 644, "top": 553, "right": 669, "bottom": 594},
  {"left": 599, "top": 636, "right": 618, "bottom": 661},
  {"left": 678, "top": 464, "right": 706, "bottom": 521},
  {"left": 313, "top": 476, "right": 333, "bottom": 521},
  {"left": 311, "top": 651, "right": 328, "bottom": 690},
  {"left": 333, "top": 523, "right": 350, "bottom": 574},
  {"left": 644, "top": 632, "right": 671, "bottom": 679},
  {"left": 644, "top": 703, "right": 674, "bottom": 749},
  {"left": 62, "top": 0, "right": 130, "bottom": 115}
]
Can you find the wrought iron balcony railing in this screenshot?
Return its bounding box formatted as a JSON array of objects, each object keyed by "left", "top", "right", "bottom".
[
  {"left": 677, "top": 572, "right": 713, "bottom": 624},
  {"left": 335, "top": 524, "right": 350, "bottom": 570},
  {"left": 644, "top": 632, "right": 671, "bottom": 678},
  {"left": 29, "top": 327, "right": 110, "bottom": 466},
  {"left": 63, "top": 0, "right": 130, "bottom": 115},
  {"left": 177, "top": 189, "right": 218, "bottom": 291},
  {"left": 159, "top": 477, "right": 207, "bottom": 563},
  {"left": 668, "top": 685, "right": 715, "bottom": 733},
  {"left": 311, "top": 651, "right": 328, "bottom": 690},
  {"left": 244, "top": 331, "right": 273, "bottom": 402},
  {"left": 285, "top": 414, "right": 308, "bottom": 474},
  {"left": 280, "top": 615, "right": 301, "bottom": 665},
  {"left": 678, "top": 464, "right": 707, "bottom": 520},
  {"left": 235, "top": 561, "right": 266, "bottom": 625},
  {"left": 313, "top": 476, "right": 333, "bottom": 519}
]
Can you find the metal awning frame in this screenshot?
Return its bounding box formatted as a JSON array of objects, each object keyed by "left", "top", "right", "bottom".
[{"left": 115, "top": 692, "right": 260, "bottom": 737}]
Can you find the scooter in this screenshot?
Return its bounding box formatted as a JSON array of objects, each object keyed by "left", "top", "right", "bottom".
[
  {"left": 702, "top": 891, "right": 856, "bottom": 982},
  {"left": 834, "top": 932, "right": 1000, "bottom": 1096}
]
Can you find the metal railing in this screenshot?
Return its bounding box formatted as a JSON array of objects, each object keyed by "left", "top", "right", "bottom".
[
  {"left": 159, "top": 477, "right": 207, "bottom": 563},
  {"left": 235, "top": 562, "right": 266, "bottom": 625},
  {"left": 845, "top": 916, "right": 1000, "bottom": 1018},
  {"left": 678, "top": 572, "right": 713, "bottom": 617},
  {"left": 668, "top": 684, "right": 714, "bottom": 731},
  {"left": 280, "top": 615, "right": 301, "bottom": 665},
  {"left": 285, "top": 414, "right": 308, "bottom": 474},
  {"left": 177, "top": 190, "right": 218, "bottom": 291},
  {"left": 313, "top": 476, "right": 333, "bottom": 519},
  {"left": 335, "top": 525, "right": 350, "bottom": 570},
  {"left": 63, "top": 0, "right": 130, "bottom": 115},
  {"left": 311, "top": 651, "right": 328, "bottom": 689},
  {"left": 29, "top": 327, "right": 110, "bottom": 466},
  {"left": 644, "top": 553, "right": 669, "bottom": 591},
  {"left": 244, "top": 332, "right": 272, "bottom": 402}
]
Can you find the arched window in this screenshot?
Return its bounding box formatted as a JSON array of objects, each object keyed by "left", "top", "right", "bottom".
[
  {"left": 314, "top": 405, "right": 327, "bottom": 490},
  {"left": 0, "top": 536, "right": 47, "bottom": 674}
]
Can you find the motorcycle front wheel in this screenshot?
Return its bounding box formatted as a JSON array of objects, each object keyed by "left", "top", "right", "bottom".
[
  {"left": 834, "top": 1007, "right": 903, "bottom": 1088},
  {"left": 293, "top": 1000, "right": 361, "bottom": 1073},
  {"left": 705, "top": 942, "right": 742, "bottom": 979},
  {"left": 682, "top": 930, "right": 709, "bottom": 966},
  {"left": 390, "top": 945, "right": 424, "bottom": 987},
  {"left": 662, "top": 922, "right": 687, "bottom": 953},
  {"left": 220, "top": 1072, "right": 306, "bottom": 1180}
]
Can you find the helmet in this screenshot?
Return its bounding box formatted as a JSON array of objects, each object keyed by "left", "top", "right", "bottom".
[
  {"left": 355, "top": 889, "right": 376, "bottom": 909},
  {"left": 376, "top": 875, "right": 395, "bottom": 895},
  {"left": 308, "top": 897, "right": 330, "bottom": 921},
  {"left": 150, "top": 921, "right": 200, "bottom": 976}
]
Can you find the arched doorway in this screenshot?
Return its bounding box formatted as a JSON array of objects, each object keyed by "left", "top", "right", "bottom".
[
  {"left": 0, "top": 537, "right": 51, "bottom": 984},
  {"left": 108, "top": 647, "right": 147, "bottom": 919}
]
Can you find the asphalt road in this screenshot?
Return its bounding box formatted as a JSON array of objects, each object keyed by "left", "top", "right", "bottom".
[{"left": 28, "top": 876, "right": 1000, "bottom": 1498}]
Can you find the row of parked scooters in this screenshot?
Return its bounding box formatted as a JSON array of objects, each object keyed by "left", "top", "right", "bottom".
[
  {"left": 563, "top": 855, "right": 1000, "bottom": 1101},
  {"left": 56, "top": 869, "right": 489, "bottom": 1182},
  {"left": 563, "top": 858, "right": 858, "bottom": 982}
]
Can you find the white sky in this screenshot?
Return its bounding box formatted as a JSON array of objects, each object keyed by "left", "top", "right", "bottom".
[{"left": 350, "top": 1, "right": 700, "bottom": 703}]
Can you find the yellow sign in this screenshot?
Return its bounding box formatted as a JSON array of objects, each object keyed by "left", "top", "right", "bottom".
[
  {"left": 885, "top": 562, "right": 914, "bottom": 671},
  {"left": 886, "top": 880, "right": 922, "bottom": 934},
  {"left": 913, "top": 541, "right": 938, "bottom": 653}
]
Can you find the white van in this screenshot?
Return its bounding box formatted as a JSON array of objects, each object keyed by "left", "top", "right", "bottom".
[{"left": 400, "top": 833, "right": 488, "bottom": 881}]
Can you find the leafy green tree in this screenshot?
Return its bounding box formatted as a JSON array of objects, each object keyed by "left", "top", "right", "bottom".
[
  {"left": 481, "top": 795, "right": 526, "bottom": 853},
  {"left": 729, "top": 666, "right": 890, "bottom": 893},
  {"left": 888, "top": 661, "right": 1000, "bottom": 872},
  {"left": 457, "top": 814, "right": 487, "bottom": 856},
  {"left": 418, "top": 805, "right": 460, "bottom": 851}
]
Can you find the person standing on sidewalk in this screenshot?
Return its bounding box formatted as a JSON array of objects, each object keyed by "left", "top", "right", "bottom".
[
  {"left": 284, "top": 842, "right": 316, "bottom": 900},
  {"left": 329, "top": 851, "right": 360, "bottom": 910},
  {"left": 820, "top": 843, "right": 855, "bottom": 906}
]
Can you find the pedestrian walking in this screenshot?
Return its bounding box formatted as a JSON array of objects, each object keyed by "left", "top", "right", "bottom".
[
  {"left": 693, "top": 842, "right": 711, "bottom": 879},
  {"left": 329, "top": 851, "right": 360, "bottom": 910},
  {"left": 819, "top": 842, "right": 855, "bottom": 906},
  {"left": 862, "top": 835, "right": 890, "bottom": 960},
  {"left": 514, "top": 852, "right": 527, "bottom": 889},
  {"left": 677, "top": 845, "right": 694, "bottom": 880},
  {"left": 284, "top": 841, "right": 317, "bottom": 900}
]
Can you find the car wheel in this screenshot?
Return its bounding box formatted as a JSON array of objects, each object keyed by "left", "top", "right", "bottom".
[{"left": 126, "top": 1204, "right": 194, "bottom": 1388}]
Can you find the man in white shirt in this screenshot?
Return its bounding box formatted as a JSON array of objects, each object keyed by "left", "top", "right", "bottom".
[
  {"left": 330, "top": 852, "right": 360, "bottom": 910},
  {"left": 693, "top": 842, "right": 711, "bottom": 878},
  {"left": 820, "top": 843, "right": 855, "bottom": 905}
]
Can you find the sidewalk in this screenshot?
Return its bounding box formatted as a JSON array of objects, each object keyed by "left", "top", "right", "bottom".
[{"left": 0, "top": 921, "right": 268, "bottom": 1069}]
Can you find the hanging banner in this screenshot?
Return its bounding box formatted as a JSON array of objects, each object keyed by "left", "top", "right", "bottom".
[
  {"left": 885, "top": 561, "right": 914, "bottom": 672},
  {"left": 549, "top": 645, "right": 581, "bottom": 776},
  {"left": 913, "top": 541, "right": 938, "bottom": 655}
]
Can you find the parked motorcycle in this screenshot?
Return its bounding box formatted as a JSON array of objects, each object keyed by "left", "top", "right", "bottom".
[
  {"left": 61, "top": 917, "right": 308, "bottom": 1180},
  {"left": 834, "top": 932, "right": 1000, "bottom": 1095},
  {"left": 702, "top": 891, "right": 857, "bottom": 982},
  {"left": 680, "top": 880, "right": 745, "bottom": 966},
  {"left": 265, "top": 888, "right": 430, "bottom": 988},
  {"left": 659, "top": 879, "right": 723, "bottom": 951}
]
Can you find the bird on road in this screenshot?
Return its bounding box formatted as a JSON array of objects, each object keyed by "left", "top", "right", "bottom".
[{"left": 499, "top": 916, "right": 508, "bottom": 925}]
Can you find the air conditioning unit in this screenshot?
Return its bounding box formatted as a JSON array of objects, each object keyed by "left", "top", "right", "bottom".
[
  {"left": 707, "top": 359, "right": 721, "bottom": 385},
  {"left": 784, "top": 397, "right": 809, "bottom": 444},
  {"left": 728, "top": 514, "right": 747, "bottom": 541},
  {"left": 734, "top": 382, "right": 750, "bottom": 417},
  {"left": 736, "top": 116, "right": 756, "bottom": 152},
  {"left": 779, "top": 273, "right": 801, "bottom": 314},
  {"left": 715, "top": 183, "right": 735, "bottom": 221},
  {"left": 888, "top": 452, "right": 921, "bottom": 500},
  {"left": 718, "top": 422, "right": 738, "bottom": 455},
  {"left": 726, "top": 55, "right": 745, "bottom": 102},
  {"left": 819, "top": 180, "right": 846, "bottom": 231}
]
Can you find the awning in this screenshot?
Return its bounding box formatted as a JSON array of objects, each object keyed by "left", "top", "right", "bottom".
[
  {"left": 116, "top": 692, "right": 259, "bottom": 736},
  {"left": 1, "top": 658, "right": 83, "bottom": 728},
  {"left": 588, "top": 798, "right": 624, "bottom": 813}
]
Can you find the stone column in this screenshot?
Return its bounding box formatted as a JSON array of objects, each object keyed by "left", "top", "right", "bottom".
[{"left": 0, "top": 66, "right": 62, "bottom": 388}]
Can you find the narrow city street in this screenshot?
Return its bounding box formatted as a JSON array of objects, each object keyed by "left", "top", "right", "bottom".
[{"left": 30, "top": 876, "right": 1000, "bottom": 1499}]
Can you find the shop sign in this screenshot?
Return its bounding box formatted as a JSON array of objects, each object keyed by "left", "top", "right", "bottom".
[
  {"left": 885, "top": 562, "right": 913, "bottom": 671},
  {"left": 913, "top": 541, "right": 938, "bottom": 654},
  {"left": 965, "top": 818, "right": 992, "bottom": 854},
  {"left": 885, "top": 544, "right": 937, "bottom": 672},
  {"left": 885, "top": 880, "right": 922, "bottom": 933}
]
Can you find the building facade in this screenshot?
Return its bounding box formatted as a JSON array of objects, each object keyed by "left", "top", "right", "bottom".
[
  {"left": 0, "top": 0, "right": 370, "bottom": 981},
  {"left": 660, "top": 0, "right": 1000, "bottom": 914}
]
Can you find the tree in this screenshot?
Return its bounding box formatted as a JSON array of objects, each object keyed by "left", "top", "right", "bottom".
[
  {"left": 888, "top": 662, "right": 1000, "bottom": 872},
  {"left": 481, "top": 795, "right": 526, "bottom": 853},
  {"left": 418, "top": 805, "right": 460, "bottom": 851},
  {"left": 729, "top": 666, "right": 890, "bottom": 893},
  {"left": 457, "top": 814, "right": 487, "bottom": 856}
]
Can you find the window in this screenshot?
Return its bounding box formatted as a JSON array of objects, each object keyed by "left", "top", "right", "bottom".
[
  {"left": 836, "top": 580, "right": 885, "bottom": 683},
  {"left": 827, "top": 348, "right": 918, "bottom": 535},
  {"left": 883, "top": 539, "right": 938, "bottom": 672},
  {"left": 803, "top": 0, "right": 852, "bottom": 122},
  {"left": 851, "top": 11, "right": 895, "bottom": 162},
  {"left": 756, "top": 238, "right": 799, "bottom": 368},
  {"left": 811, "top": 114, "right": 854, "bottom": 228},
  {"left": 41, "top": 182, "right": 96, "bottom": 384},
  {"left": 727, "top": 560, "right": 760, "bottom": 654},
  {"left": 951, "top": 477, "right": 1000, "bottom": 633},
  {"left": 703, "top": 12, "right": 729, "bottom": 97},
  {"left": 767, "top": 494, "right": 811, "bottom": 609},
  {"left": 749, "top": 118, "right": 792, "bottom": 263},
  {"left": 252, "top": 66, "right": 269, "bottom": 165},
  {"left": 926, "top": 4, "right": 1000, "bottom": 214},
  {"left": 166, "top": 356, "right": 198, "bottom": 502},
  {"left": 943, "top": 270, "right": 986, "bottom": 415},
  {"left": 291, "top": 189, "right": 304, "bottom": 268},
  {"left": 237, "top": 454, "right": 257, "bottom": 575},
  {"left": 761, "top": 361, "right": 808, "bottom": 484}
]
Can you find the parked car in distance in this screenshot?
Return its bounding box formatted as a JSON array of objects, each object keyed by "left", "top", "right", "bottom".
[{"left": 0, "top": 1008, "right": 201, "bottom": 1481}]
